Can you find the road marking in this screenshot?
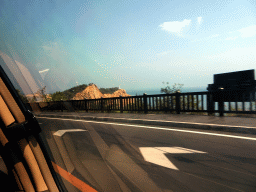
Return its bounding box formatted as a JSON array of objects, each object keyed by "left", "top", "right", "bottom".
[
  {"left": 53, "top": 129, "right": 87, "bottom": 137},
  {"left": 52, "top": 161, "right": 97, "bottom": 192},
  {"left": 38, "top": 117, "right": 256, "bottom": 141},
  {"left": 41, "top": 114, "right": 256, "bottom": 129},
  {"left": 139, "top": 147, "right": 206, "bottom": 170}
]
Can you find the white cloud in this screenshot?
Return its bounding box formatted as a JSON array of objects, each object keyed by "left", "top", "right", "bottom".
[
  {"left": 197, "top": 17, "right": 203, "bottom": 25},
  {"left": 157, "top": 50, "right": 173, "bottom": 57},
  {"left": 225, "top": 36, "right": 238, "bottom": 40},
  {"left": 208, "top": 46, "right": 256, "bottom": 67},
  {"left": 159, "top": 19, "right": 191, "bottom": 36},
  {"left": 157, "top": 51, "right": 168, "bottom": 56},
  {"left": 238, "top": 25, "right": 256, "bottom": 38},
  {"left": 209, "top": 34, "right": 219, "bottom": 38},
  {"left": 191, "top": 34, "right": 219, "bottom": 43},
  {"left": 224, "top": 25, "right": 256, "bottom": 40}
]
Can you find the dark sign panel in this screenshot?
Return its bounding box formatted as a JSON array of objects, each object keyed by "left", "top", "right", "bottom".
[
  {"left": 214, "top": 69, "right": 255, "bottom": 85},
  {"left": 207, "top": 70, "right": 256, "bottom": 102}
]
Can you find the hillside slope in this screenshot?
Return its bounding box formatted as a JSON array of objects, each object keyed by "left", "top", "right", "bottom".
[
  {"left": 104, "top": 89, "right": 130, "bottom": 98},
  {"left": 72, "top": 84, "right": 130, "bottom": 100}
]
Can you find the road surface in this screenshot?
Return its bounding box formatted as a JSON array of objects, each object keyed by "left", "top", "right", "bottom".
[{"left": 37, "top": 116, "right": 256, "bottom": 192}]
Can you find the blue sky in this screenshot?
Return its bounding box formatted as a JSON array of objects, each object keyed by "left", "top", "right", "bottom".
[{"left": 1, "top": 0, "right": 256, "bottom": 93}]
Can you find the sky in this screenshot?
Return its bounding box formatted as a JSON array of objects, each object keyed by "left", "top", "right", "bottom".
[{"left": 1, "top": 0, "right": 256, "bottom": 93}]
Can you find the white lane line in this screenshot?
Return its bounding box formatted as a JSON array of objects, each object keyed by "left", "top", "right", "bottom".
[
  {"left": 41, "top": 114, "right": 256, "bottom": 128},
  {"left": 53, "top": 129, "right": 87, "bottom": 137},
  {"left": 37, "top": 117, "right": 256, "bottom": 141}
]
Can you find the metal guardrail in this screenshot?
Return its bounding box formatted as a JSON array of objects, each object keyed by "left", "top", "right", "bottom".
[{"left": 26, "top": 90, "right": 256, "bottom": 116}]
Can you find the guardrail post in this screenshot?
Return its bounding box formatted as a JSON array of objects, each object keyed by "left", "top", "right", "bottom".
[
  {"left": 143, "top": 93, "right": 148, "bottom": 114},
  {"left": 71, "top": 100, "right": 73, "bottom": 112},
  {"left": 101, "top": 97, "right": 104, "bottom": 113},
  {"left": 120, "top": 95, "right": 123, "bottom": 113},
  {"left": 85, "top": 99, "right": 88, "bottom": 112},
  {"left": 218, "top": 91, "right": 224, "bottom": 117},
  {"left": 61, "top": 100, "right": 63, "bottom": 112},
  {"left": 219, "top": 101, "right": 224, "bottom": 116},
  {"left": 207, "top": 92, "right": 214, "bottom": 116},
  {"left": 176, "top": 92, "right": 180, "bottom": 114}
]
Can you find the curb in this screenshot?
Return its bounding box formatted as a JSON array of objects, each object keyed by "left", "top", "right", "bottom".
[{"left": 35, "top": 113, "right": 256, "bottom": 135}]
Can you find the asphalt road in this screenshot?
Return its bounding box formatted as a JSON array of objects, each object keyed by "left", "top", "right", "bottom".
[{"left": 37, "top": 117, "right": 256, "bottom": 192}]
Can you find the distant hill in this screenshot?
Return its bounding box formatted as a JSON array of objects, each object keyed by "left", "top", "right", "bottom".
[
  {"left": 62, "top": 84, "right": 89, "bottom": 100},
  {"left": 62, "top": 84, "right": 121, "bottom": 100},
  {"left": 72, "top": 84, "right": 130, "bottom": 100},
  {"left": 26, "top": 84, "right": 129, "bottom": 101}
]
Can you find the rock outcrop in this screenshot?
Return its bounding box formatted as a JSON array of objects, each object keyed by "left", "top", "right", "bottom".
[
  {"left": 104, "top": 89, "right": 130, "bottom": 98},
  {"left": 72, "top": 84, "right": 130, "bottom": 100},
  {"left": 72, "top": 84, "right": 104, "bottom": 100}
]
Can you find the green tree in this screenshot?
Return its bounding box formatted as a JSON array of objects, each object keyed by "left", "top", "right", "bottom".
[
  {"left": 159, "top": 82, "right": 183, "bottom": 111},
  {"left": 161, "top": 82, "right": 183, "bottom": 94},
  {"left": 37, "top": 86, "right": 51, "bottom": 102},
  {"left": 160, "top": 82, "right": 202, "bottom": 114},
  {"left": 99, "top": 87, "right": 119, "bottom": 94},
  {"left": 51, "top": 91, "right": 67, "bottom": 101},
  {"left": 62, "top": 84, "right": 88, "bottom": 100},
  {"left": 31, "top": 95, "right": 37, "bottom": 103}
]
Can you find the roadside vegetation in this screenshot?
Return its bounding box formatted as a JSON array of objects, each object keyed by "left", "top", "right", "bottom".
[
  {"left": 160, "top": 82, "right": 204, "bottom": 115},
  {"left": 23, "top": 84, "right": 120, "bottom": 102},
  {"left": 62, "top": 84, "right": 89, "bottom": 100},
  {"left": 99, "top": 87, "right": 119, "bottom": 94},
  {"left": 160, "top": 82, "right": 183, "bottom": 94}
]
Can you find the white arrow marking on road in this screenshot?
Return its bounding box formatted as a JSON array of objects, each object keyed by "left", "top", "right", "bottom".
[
  {"left": 139, "top": 147, "right": 206, "bottom": 170},
  {"left": 53, "top": 129, "right": 87, "bottom": 137}
]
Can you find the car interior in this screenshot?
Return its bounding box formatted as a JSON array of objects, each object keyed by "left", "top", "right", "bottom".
[{"left": 0, "top": 65, "right": 64, "bottom": 192}]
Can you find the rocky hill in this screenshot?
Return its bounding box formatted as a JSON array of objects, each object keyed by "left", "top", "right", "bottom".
[
  {"left": 104, "top": 89, "right": 130, "bottom": 98},
  {"left": 72, "top": 84, "right": 130, "bottom": 100}
]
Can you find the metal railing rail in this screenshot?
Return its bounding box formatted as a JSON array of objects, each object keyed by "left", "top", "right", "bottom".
[{"left": 27, "top": 90, "right": 256, "bottom": 116}]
